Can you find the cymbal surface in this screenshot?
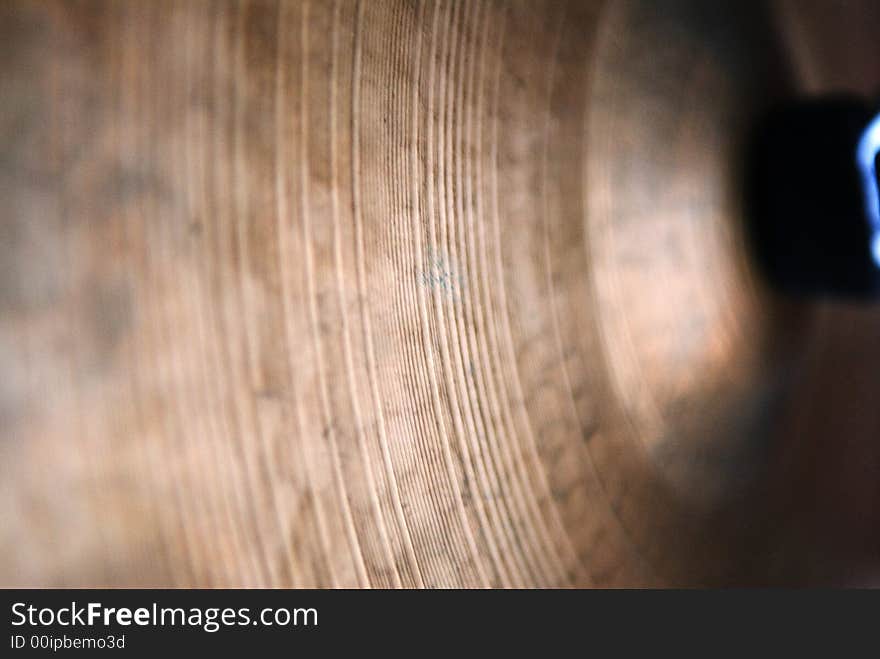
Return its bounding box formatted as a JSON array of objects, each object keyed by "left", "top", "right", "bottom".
[{"left": 2, "top": 0, "right": 880, "bottom": 587}]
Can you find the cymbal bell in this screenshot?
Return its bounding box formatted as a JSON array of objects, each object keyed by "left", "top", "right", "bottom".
[{"left": 2, "top": 0, "right": 880, "bottom": 587}]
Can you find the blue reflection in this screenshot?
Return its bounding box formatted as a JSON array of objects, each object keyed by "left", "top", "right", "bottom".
[{"left": 857, "top": 113, "right": 880, "bottom": 268}]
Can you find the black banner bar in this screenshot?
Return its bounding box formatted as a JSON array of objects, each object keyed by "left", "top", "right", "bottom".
[{"left": 1, "top": 589, "right": 874, "bottom": 653}]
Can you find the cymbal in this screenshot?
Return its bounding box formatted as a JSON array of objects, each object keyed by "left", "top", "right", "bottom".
[{"left": 2, "top": 0, "right": 879, "bottom": 587}]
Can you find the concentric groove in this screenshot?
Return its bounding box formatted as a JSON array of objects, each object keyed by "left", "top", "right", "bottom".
[{"left": 6, "top": 0, "right": 880, "bottom": 587}]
